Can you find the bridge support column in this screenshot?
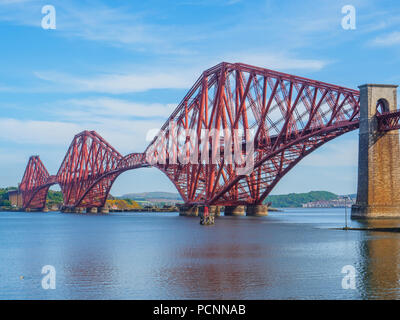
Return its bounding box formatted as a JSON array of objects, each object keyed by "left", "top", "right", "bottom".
[
  {"left": 246, "top": 204, "right": 268, "bottom": 217},
  {"left": 224, "top": 205, "right": 245, "bottom": 216},
  {"left": 179, "top": 205, "right": 221, "bottom": 217},
  {"left": 73, "top": 207, "right": 85, "bottom": 213},
  {"left": 179, "top": 205, "right": 199, "bottom": 216},
  {"left": 352, "top": 84, "right": 400, "bottom": 218},
  {"left": 200, "top": 208, "right": 215, "bottom": 225},
  {"left": 99, "top": 207, "right": 109, "bottom": 214},
  {"left": 86, "top": 207, "right": 98, "bottom": 214},
  {"left": 209, "top": 205, "right": 221, "bottom": 217}
]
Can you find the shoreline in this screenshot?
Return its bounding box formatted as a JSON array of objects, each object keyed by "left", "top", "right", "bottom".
[{"left": 2, "top": 206, "right": 284, "bottom": 213}]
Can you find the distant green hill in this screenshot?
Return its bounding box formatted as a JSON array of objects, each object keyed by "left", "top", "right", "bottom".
[
  {"left": 265, "top": 191, "right": 338, "bottom": 208},
  {"left": 0, "top": 187, "right": 349, "bottom": 209},
  {"left": 122, "top": 190, "right": 340, "bottom": 207},
  {"left": 121, "top": 191, "right": 182, "bottom": 201}
]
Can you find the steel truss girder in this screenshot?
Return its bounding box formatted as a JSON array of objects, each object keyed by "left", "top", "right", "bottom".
[
  {"left": 146, "top": 62, "right": 364, "bottom": 205},
  {"left": 18, "top": 62, "right": 400, "bottom": 209}
]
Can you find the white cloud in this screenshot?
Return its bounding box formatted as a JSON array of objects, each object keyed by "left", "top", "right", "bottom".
[
  {"left": 31, "top": 52, "right": 329, "bottom": 95},
  {"left": 0, "top": 0, "right": 333, "bottom": 70},
  {"left": 0, "top": 96, "right": 181, "bottom": 155},
  {"left": 0, "top": 1, "right": 192, "bottom": 54},
  {"left": 0, "top": 118, "right": 81, "bottom": 145},
  {"left": 0, "top": 116, "right": 163, "bottom": 155},
  {"left": 219, "top": 53, "right": 329, "bottom": 71},
  {"left": 0, "top": 0, "right": 337, "bottom": 98},
  {"left": 34, "top": 70, "right": 194, "bottom": 94},
  {"left": 56, "top": 97, "right": 177, "bottom": 119},
  {"left": 370, "top": 32, "right": 400, "bottom": 46}
]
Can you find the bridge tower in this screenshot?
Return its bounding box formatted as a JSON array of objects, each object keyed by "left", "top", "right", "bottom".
[{"left": 352, "top": 84, "right": 400, "bottom": 218}]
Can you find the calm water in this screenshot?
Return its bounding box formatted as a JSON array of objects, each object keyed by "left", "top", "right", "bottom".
[{"left": 1, "top": 208, "right": 400, "bottom": 300}]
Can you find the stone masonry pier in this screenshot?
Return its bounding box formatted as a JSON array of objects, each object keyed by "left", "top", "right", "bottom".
[{"left": 352, "top": 84, "right": 400, "bottom": 218}]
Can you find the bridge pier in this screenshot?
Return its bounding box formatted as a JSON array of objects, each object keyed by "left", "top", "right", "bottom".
[
  {"left": 246, "top": 204, "right": 268, "bottom": 217},
  {"left": 223, "top": 205, "right": 246, "bottom": 216},
  {"left": 179, "top": 205, "right": 221, "bottom": 217},
  {"left": 86, "top": 207, "right": 98, "bottom": 214},
  {"left": 179, "top": 205, "right": 199, "bottom": 216},
  {"left": 210, "top": 205, "right": 221, "bottom": 216},
  {"left": 352, "top": 84, "right": 400, "bottom": 218},
  {"left": 99, "top": 207, "right": 109, "bottom": 214},
  {"left": 199, "top": 207, "right": 215, "bottom": 225}
]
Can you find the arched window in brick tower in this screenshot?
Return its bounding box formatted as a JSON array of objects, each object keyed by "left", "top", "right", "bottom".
[{"left": 376, "top": 98, "right": 390, "bottom": 115}]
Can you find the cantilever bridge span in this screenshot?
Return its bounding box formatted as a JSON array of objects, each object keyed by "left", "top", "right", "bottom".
[{"left": 17, "top": 62, "right": 400, "bottom": 214}]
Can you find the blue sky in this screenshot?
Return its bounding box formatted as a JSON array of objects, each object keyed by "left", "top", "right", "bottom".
[{"left": 0, "top": 0, "right": 399, "bottom": 196}]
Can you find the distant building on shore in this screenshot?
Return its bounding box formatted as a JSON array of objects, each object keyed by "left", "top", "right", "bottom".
[
  {"left": 302, "top": 196, "right": 355, "bottom": 208},
  {"left": 8, "top": 190, "right": 22, "bottom": 207}
]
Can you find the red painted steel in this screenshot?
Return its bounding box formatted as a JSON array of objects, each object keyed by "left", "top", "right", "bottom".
[
  {"left": 19, "top": 131, "right": 148, "bottom": 209},
  {"left": 377, "top": 111, "right": 400, "bottom": 131},
  {"left": 146, "top": 62, "right": 363, "bottom": 205},
  {"left": 17, "top": 62, "right": 400, "bottom": 210},
  {"left": 19, "top": 156, "right": 53, "bottom": 209}
]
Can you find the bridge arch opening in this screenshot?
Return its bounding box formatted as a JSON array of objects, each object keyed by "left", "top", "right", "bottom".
[
  {"left": 46, "top": 184, "right": 63, "bottom": 210},
  {"left": 24, "top": 181, "right": 60, "bottom": 210},
  {"left": 376, "top": 98, "right": 390, "bottom": 114},
  {"left": 106, "top": 167, "right": 183, "bottom": 207},
  {"left": 262, "top": 132, "right": 358, "bottom": 199}
]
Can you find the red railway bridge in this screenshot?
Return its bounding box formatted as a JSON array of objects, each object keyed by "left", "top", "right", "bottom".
[{"left": 17, "top": 62, "right": 400, "bottom": 217}]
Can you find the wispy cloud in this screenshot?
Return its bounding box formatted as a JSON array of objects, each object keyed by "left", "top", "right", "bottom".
[
  {"left": 0, "top": 0, "right": 339, "bottom": 100},
  {"left": 55, "top": 97, "right": 177, "bottom": 119},
  {"left": 218, "top": 53, "right": 329, "bottom": 71},
  {"left": 0, "top": 116, "right": 161, "bottom": 154},
  {"left": 0, "top": 0, "right": 336, "bottom": 66},
  {"left": 370, "top": 31, "right": 400, "bottom": 46},
  {"left": 34, "top": 69, "right": 194, "bottom": 94},
  {"left": 0, "top": 97, "right": 175, "bottom": 153},
  {"left": 32, "top": 52, "right": 329, "bottom": 95},
  {"left": 0, "top": 118, "right": 81, "bottom": 145},
  {"left": 0, "top": 0, "right": 201, "bottom": 54}
]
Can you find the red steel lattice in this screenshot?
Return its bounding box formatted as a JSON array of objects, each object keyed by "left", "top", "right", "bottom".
[
  {"left": 19, "top": 156, "right": 53, "bottom": 209},
  {"left": 17, "top": 62, "right": 400, "bottom": 209},
  {"left": 146, "top": 62, "right": 362, "bottom": 205}
]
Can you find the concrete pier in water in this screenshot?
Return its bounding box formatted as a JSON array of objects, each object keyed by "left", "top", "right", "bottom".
[
  {"left": 224, "top": 205, "right": 246, "bottom": 216},
  {"left": 246, "top": 204, "right": 268, "bottom": 216},
  {"left": 99, "top": 207, "right": 109, "bottom": 214},
  {"left": 86, "top": 207, "right": 98, "bottom": 214},
  {"left": 179, "top": 205, "right": 221, "bottom": 217}
]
